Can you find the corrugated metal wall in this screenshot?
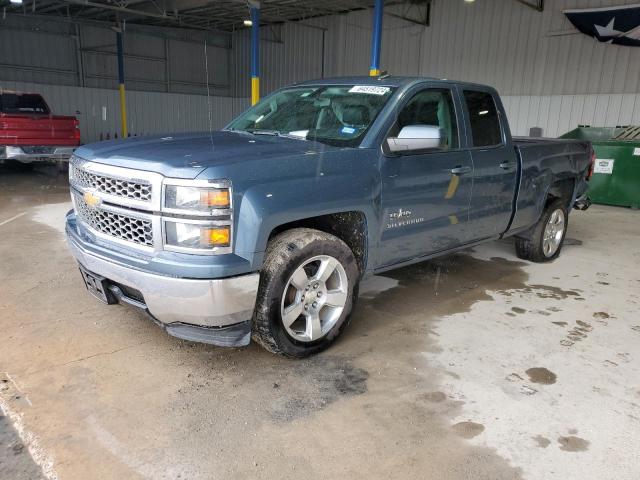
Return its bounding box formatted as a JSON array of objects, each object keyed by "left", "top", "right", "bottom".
[
  {"left": 419, "top": 0, "right": 640, "bottom": 97},
  {"left": 3, "top": 1, "right": 640, "bottom": 139},
  {"left": 302, "top": 0, "right": 640, "bottom": 95},
  {"left": 0, "top": 17, "right": 78, "bottom": 86},
  {"left": 229, "top": 0, "right": 640, "bottom": 136},
  {"left": 0, "top": 81, "right": 249, "bottom": 144},
  {"left": 502, "top": 93, "right": 640, "bottom": 137},
  {"left": 0, "top": 15, "right": 232, "bottom": 96},
  {"left": 231, "top": 22, "right": 324, "bottom": 97}
]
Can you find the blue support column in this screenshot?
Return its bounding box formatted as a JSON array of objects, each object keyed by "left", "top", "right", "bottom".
[
  {"left": 250, "top": 3, "right": 260, "bottom": 105},
  {"left": 116, "top": 30, "right": 128, "bottom": 137},
  {"left": 369, "top": 0, "right": 384, "bottom": 76}
]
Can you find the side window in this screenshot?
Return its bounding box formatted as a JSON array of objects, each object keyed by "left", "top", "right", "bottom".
[
  {"left": 389, "top": 88, "right": 458, "bottom": 151},
  {"left": 463, "top": 90, "right": 502, "bottom": 147}
]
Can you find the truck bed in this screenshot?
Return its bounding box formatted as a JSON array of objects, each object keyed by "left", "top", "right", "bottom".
[
  {"left": 513, "top": 135, "right": 589, "bottom": 147},
  {"left": 509, "top": 136, "right": 591, "bottom": 234}
]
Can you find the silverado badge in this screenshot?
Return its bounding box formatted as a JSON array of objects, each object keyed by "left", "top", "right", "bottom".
[{"left": 386, "top": 208, "right": 424, "bottom": 229}]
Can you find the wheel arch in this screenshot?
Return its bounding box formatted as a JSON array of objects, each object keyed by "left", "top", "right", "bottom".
[
  {"left": 266, "top": 211, "right": 369, "bottom": 275},
  {"left": 517, "top": 177, "right": 575, "bottom": 241},
  {"left": 545, "top": 177, "right": 576, "bottom": 208}
]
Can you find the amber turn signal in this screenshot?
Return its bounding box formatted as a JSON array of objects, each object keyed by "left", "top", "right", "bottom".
[
  {"left": 201, "top": 226, "right": 230, "bottom": 247},
  {"left": 200, "top": 189, "right": 230, "bottom": 209}
]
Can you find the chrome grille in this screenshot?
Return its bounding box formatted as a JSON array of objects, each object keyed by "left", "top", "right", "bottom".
[
  {"left": 74, "top": 193, "right": 153, "bottom": 247},
  {"left": 71, "top": 163, "right": 152, "bottom": 202}
]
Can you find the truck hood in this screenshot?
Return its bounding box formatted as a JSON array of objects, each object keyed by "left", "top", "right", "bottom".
[{"left": 74, "top": 131, "right": 336, "bottom": 179}]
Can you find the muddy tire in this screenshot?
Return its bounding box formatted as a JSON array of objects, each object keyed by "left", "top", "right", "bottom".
[
  {"left": 252, "top": 228, "right": 360, "bottom": 358},
  {"left": 515, "top": 198, "right": 568, "bottom": 263}
]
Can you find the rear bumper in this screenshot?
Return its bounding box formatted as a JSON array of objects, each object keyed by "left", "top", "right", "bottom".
[
  {"left": 66, "top": 215, "right": 260, "bottom": 347},
  {"left": 1, "top": 145, "right": 76, "bottom": 161}
]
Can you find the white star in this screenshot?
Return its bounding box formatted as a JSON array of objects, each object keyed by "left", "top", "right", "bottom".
[{"left": 594, "top": 17, "right": 623, "bottom": 37}]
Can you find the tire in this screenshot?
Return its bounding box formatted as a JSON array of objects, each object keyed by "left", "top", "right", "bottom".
[
  {"left": 515, "top": 198, "right": 569, "bottom": 263},
  {"left": 252, "top": 228, "right": 360, "bottom": 358}
]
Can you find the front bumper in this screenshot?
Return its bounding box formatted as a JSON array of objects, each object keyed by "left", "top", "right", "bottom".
[
  {"left": 1, "top": 145, "right": 76, "bottom": 162},
  {"left": 66, "top": 217, "right": 260, "bottom": 347}
]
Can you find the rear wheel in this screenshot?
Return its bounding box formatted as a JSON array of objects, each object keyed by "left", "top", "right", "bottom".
[
  {"left": 515, "top": 198, "right": 568, "bottom": 262},
  {"left": 252, "top": 228, "right": 359, "bottom": 357}
]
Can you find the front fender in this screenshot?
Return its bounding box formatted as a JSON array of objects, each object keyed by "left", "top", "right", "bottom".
[{"left": 234, "top": 172, "right": 380, "bottom": 269}]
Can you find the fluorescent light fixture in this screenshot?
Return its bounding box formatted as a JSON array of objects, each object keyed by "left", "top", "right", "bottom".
[
  {"left": 478, "top": 110, "right": 489, "bottom": 115},
  {"left": 243, "top": 19, "right": 253, "bottom": 26},
  {"left": 464, "top": 0, "right": 475, "bottom": 3},
  {"left": 10, "top": 0, "right": 23, "bottom": 4}
]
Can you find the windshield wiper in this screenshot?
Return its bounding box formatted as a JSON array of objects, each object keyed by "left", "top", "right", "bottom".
[
  {"left": 223, "top": 128, "right": 252, "bottom": 136},
  {"left": 245, "top": 129, "right": 307, "bottom": 141},
  {"left": 246, "top": 129, "right": 278, "bottom": 136}
]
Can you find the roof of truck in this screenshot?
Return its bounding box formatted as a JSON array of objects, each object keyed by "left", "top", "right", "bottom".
[{"left": 295, "top": 75, "right": 495, "bottom": 91}]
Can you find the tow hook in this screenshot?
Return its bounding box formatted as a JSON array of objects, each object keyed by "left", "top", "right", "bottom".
[{"left": 574, "top": 195, "right": 592, "bottom": 211}]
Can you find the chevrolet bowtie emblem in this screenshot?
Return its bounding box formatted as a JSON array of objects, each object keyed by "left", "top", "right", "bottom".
[{"left": 83, "top": 191, "right": 102, "bottom": 208}]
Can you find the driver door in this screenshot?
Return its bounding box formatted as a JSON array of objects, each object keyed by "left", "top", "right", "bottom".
[{"left": 377, "top": 86, "right": 473, "bottom": 268}]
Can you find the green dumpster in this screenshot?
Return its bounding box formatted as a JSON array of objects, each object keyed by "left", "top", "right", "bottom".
[{"left": 560, "top": 126, "right": 640, "bottom": 208}]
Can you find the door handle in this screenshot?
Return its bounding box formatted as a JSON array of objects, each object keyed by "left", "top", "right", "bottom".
[
  {"left": 499, "top": 162, "right": 515, "bottom": 170},
  {"left": 450, "top": 166, "right": 471, "bottom": 175}
]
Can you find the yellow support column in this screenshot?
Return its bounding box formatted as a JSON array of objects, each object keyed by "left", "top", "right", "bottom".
[
  {"left": 116, "top": 30, "right": 128, "bottom": 138},
  {"left": 251, "top": 77, "right": 260, "bottom": 106},
  {"left": 369, "top": 0, "right": 384, "bottom": 76},
  {"left": 119, "top": 83, "right": 128, "bottom": 138},
  {"left": 250, "top": 4, "right": 260, "bottom": 105}
]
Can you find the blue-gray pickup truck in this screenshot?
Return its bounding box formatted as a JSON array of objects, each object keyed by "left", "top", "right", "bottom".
[{"left": 65, "top": 76, "right": 593, "bottom": 357}]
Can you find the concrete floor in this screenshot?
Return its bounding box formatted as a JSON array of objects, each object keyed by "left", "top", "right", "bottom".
[{"left": 1, "top": 164, "right": 639, "bottom": 480}]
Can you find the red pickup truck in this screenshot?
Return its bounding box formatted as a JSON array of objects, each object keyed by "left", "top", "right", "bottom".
[{"left": 0, "top": 91, "right": 80, "bottom": 166}]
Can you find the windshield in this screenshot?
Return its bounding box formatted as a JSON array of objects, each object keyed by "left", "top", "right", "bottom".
[
  {"left": 0, "top": 93, "right": 50, "bottom": 114},
  {"left": 227, "top": 85, "right": 396, "bottom": 147}
]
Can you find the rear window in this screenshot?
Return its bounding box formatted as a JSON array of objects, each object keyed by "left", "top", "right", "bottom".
[
  {"left": 463, "top": 90, "right": 502, "bottom": 147},
  {"left": 0, "top": 93, "right": 50, "bottom": 114}
]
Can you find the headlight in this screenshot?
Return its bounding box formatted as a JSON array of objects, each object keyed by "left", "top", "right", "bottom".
[
  {"left": 165, "top": 221, "right": 231, "bottom": 251},
  {"left": 164, "top": 184, "right": 230, "bottom": 213},
  {"left": 162, "top": 179, "right": 232, "bottom": 254}
]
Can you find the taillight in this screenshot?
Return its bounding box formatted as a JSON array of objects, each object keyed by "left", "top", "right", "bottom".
[{"left": 586, "top": 147, "right": 595, "bottom": 180}]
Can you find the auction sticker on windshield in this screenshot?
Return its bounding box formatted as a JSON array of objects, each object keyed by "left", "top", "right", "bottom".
[{"left": 349, "top": 85, "right": 391, "bottom": 95}]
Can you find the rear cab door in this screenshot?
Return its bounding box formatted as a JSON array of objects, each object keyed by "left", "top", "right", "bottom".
[
  {"left": 376, "top": 82, "right": 473, "bottom": 268},
  {"left": 461, "top": 88, "right": 519, "bottom": 240}
]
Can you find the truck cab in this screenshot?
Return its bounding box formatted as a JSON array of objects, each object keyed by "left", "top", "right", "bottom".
[{"left": 65, "top": 76, "right": 592, "bottom": 357}]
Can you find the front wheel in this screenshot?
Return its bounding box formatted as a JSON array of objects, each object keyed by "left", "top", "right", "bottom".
[
  {"left": 252, "top": 228, "right": 360, "bottom": 357},
  {"left": 515, "top": 198, "right": 568, "bottom": 262}
]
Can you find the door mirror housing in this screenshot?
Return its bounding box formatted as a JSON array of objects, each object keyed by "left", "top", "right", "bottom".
[{"left": 386, "top": 125, "right": 445, "bottom": 153}]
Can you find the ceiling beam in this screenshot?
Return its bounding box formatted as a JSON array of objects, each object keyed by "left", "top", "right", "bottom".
[{"left": 57, "top": 0, "right": 218, "bottom": 30}]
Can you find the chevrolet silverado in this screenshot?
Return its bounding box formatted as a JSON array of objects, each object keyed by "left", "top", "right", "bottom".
[
  {"left": 65, "top": 76, "right": 593, "bottom": 357},
  {"left": 1, "top": 90, "right": 80, "bottom": 167}
]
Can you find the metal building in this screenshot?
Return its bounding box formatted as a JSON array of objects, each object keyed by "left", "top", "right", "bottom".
[
  {"left": 3, "top": 0, "right": 640, "bottom": 141},
  {"left": 2, "top": 2, "right": 640, "bottom": 480}
]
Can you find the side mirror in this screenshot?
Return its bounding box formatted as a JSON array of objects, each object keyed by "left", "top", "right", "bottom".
[{"left": 386, "top": 125, "right": 445, "bottom": 153}]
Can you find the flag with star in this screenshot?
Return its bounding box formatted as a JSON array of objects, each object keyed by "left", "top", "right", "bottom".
[{"left": 564, "top": 3, "right": 640, "bottom": 46}]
